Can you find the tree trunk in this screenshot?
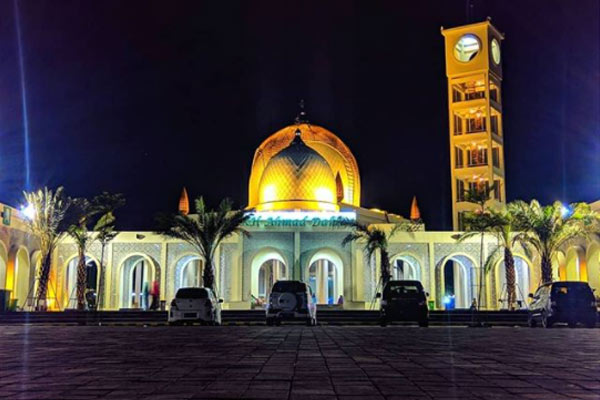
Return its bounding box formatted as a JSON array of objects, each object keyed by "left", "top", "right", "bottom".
[
  {"left": 97, "top": 244, "right": 105, "bottom": 310},
  {"left": 504, "top": 247, "right": 516, "bottom": 310},
  {"left": 76, "top": 249, "right": 87, "bottom": 311},
  {"left": 35, "top": 251, "right": 52, "bottom": 311},
  {"left": 541, "top": 253, "right": 553, "bottom": 284},
  {"left": 477, "top": 232, "right": 484, "bottom": 310},
  {"left": 381, "top": 250, "right": 391, "bottom": 288},
  {"left": 203, "top": 259, "right": 215, "bottom": 291}
]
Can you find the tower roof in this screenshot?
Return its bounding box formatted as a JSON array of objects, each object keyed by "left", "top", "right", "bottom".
[
  {"left": 178, "top": 187, "right": 190, "bottom": 216},
  {"left": 410, "top": 196, "right": 421, "bottom": 221}
]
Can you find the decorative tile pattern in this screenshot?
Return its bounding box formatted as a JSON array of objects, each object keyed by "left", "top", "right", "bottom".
[
  {"left": 166, "top": 243, "right": 198, "bottom": 299},
  {"left": 388, "top": 243, "right": 430, "bottom": 292},
  {"left": 219, "top": 243, "right": 236, "bottom": 301}
]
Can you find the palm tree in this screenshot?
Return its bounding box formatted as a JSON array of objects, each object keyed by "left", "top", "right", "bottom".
[
  {"left": 155, "top": 197, "right": 249, "bottom": 292},
  {"left": 511, "top": 200, "right": 599, "bottom": 284},
  {"left": 65, "top": 198, "right": 97, "bottom": 311},
  {"left": 456, "top": 206, "right": 525, "bottom": 310},
  {"left": 92, "top": 193, "right": 125, "bottom": 310},
  {"left": 342, "top": 221, "right": 416, "bottom": 290},
  {"left": 22, "top": 187, "right": 71, "bottom": 310}
]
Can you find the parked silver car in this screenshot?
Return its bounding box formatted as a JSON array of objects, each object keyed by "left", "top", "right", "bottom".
[
  {"left": 266, "top": 280, "right": 317, "bottom": 326},
  {"left": 169, "top": 287, "right": 222, "bottom": 325}
]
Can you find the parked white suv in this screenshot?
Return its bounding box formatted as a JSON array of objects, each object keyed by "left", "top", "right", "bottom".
[
  {"left": 169, "top": 287, "right": 222, "bottom": 325},
  {"left": 266, "top": 281, "right": 317, "bottom": 326}
]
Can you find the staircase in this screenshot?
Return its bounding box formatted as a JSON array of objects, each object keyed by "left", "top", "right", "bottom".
[{"left": 0, "top": 309, "right": 533, "bottom": 326}]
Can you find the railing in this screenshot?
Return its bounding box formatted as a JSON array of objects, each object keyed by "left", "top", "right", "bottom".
[{"left": 465, "top": 91, "right": 485, "bottom": 101}]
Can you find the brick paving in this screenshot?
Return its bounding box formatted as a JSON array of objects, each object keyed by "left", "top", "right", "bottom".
[{"left": 1, "top": 325, "right": 600, "bottom": 400}]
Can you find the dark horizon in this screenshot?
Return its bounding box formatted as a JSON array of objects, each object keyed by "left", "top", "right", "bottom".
[{"left": 0, "top": 0, "right": 598, "bottom": 230}]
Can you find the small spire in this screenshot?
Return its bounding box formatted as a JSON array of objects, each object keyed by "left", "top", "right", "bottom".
[
  {"left": 410, "top": 196, "right": 421, "bottom": 221},
  {"left": 179, "top": 187, "right": 190, "bottom": 216},
  {"left": 294, "top": 99, "right": 308, "bottom": 124}
]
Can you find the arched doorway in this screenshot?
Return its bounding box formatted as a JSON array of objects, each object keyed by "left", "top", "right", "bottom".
[
  {"left": 250, "top": 249, "right": 287, "bottom": 304},
  {"left": 0, "top": 242, "right": 7, "bottom": 290},
  {"left": 391, "top": 255, "right": 421, "bottom": 281},
  {"left": 14, "top": 247, "right": 30, "bottom": 308},
  {"left": 496, "top": 255, "right": 531, "bottom": 309},
  {"left": 587, "top": 243, "right": 600, "bottom": 294},
  {"left": 64, "top": 256, "right": 99, "bottom": 309},
  {"left": 307, "top": 250, "right": 344, "bottom": 305},
  {"left": 119, "top": 255, "right": 156, "bottom": 309},
  {"left": 440, "top": 255, "right": 475, "bottom": 309},
  {"left": 565, "top": 247, "right": 587, "bottom": 282},
  {"left": 175, "top": 255, "right": 203, "bottom": 292},
  {"left": 258, "top": 259, "right": 286, "bottom": 299},
  {"left": 552, "top": 251, "right": 566, "bottom": 282}
]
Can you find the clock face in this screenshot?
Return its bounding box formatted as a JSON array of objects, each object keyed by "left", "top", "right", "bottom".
[
  {"left": 454, "top": 34, "right": 480, "bottom": 62},
  {"left": 491, "top": 38, "right": 501, "bottom": 64}
]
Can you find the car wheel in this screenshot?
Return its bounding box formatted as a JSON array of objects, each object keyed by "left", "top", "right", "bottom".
[
  {"left": 266, "top": 318, "right": 274, "bottom": 326},
  {"left": 275, "top": 319, "right": 281, "bottom": 326},
  {"left": 527, "top": 314, "right": 537, "bottom": 328},
  {"left": 541, "top": 312, "right": 553, "bottom": 328},
  {"left": 418, "top": 319, "right": 429, "bottom": 328},
  {"left": 380, "top": 317, "right": 388, "bottom": 327}
]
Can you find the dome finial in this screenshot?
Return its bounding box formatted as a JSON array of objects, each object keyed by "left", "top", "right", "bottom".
[{"left": 294, "top": 99, "right": 308, "bottom": 124}]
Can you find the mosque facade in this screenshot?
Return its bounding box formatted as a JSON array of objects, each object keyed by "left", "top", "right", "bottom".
[{"left": 1, "top": 21, "right": 599, "bottom": 312}]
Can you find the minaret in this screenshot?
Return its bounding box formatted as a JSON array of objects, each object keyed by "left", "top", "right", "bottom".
[
  {"left": 178, "top": 187, "right": 190, "bottom": 215},
  {"left": 410, "top": 196, "right": 421, "bottom": 221},
  {"left": 441, "top": 19, "right": 506, "bottom": 230}
]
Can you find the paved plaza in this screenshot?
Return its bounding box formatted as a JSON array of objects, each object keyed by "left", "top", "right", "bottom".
[{"left": 1, "top": 325, "right": 600, "bottom": 400}]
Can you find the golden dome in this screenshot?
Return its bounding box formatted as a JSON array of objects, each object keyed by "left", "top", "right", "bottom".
[
  {"left": 256, "top": 132, "right": 338, "bottom": 211},
  {"left": 249, "top": 123, "right": 361, "bottom": 209}
]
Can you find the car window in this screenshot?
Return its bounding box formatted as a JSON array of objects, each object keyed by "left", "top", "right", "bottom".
[
  {"left": 552, "top": 283, "right": 593, "bottom": 298},
  {"left": 176, "top": 288, "right": 208, "bottom": 299},
  {"left": 384, "top": 283, "right": 423, "bottom": 298},
  {"left": 272, "top": 281, "right": 306, "bottom": 293}
]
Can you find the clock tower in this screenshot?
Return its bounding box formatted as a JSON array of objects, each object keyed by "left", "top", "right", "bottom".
[{"left": 441, "top": 20, "right": 506, "bottom": 230}]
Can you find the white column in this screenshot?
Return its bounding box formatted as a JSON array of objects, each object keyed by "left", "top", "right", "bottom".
[
  {"left": 273, "top": 260, "right": 280, "bottom": 282},
  {"left": 320, "top": 260, "right": 328, "bottom": 304}
]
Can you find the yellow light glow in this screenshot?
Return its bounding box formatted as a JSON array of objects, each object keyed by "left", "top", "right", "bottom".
[
  {"left": 262, "top": 184, "right": 277, "bottom": 203},
  {"left": 315, "top": 187, "right": 334, "bottom": 203}
]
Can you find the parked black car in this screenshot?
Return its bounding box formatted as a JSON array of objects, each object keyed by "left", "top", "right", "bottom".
[
  {"left": 528, "top": 281, "right": 597, "bottom": 328},
  {"left": 377, "top": 280, "right": 429, "bottom": 327}
]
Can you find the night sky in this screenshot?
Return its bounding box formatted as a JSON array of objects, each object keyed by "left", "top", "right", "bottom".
[{"left": 0, "top": 0, "right": 598, "bottom": 230}]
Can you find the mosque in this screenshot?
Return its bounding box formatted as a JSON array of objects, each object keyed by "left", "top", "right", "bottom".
[{"left": 1, "top": 21, "right": 599, "bottom": 312}]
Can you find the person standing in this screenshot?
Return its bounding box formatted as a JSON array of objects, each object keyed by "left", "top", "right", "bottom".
[
  {"left": 142, "top": 282, "right": 150, "bottom": 310},
  {"left": 150, "top": 280, "right": 160, "bottom": 310}
]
